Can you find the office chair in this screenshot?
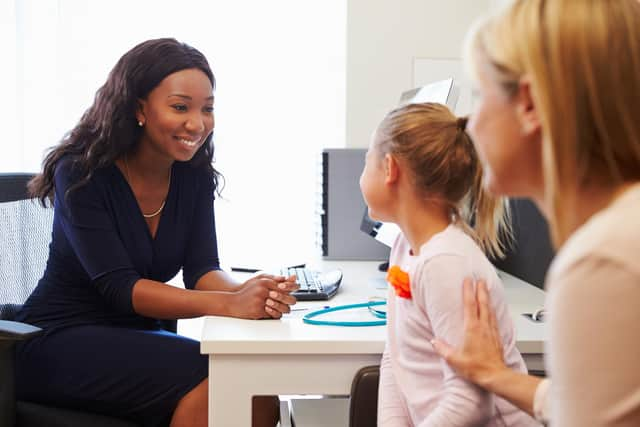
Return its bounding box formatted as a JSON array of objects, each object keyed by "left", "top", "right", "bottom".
[
  {"left": 0, "top": 173, "right": 159, "bottom": 427},
  {"left": 349, "top": 365, "right": 380, "bottom": 427},
  {"left": 491, "top": 198, "right": 555, "bottom": 290}
]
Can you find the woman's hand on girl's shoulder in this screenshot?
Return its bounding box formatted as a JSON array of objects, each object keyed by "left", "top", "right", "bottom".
[{"left": 228, "top": 274, "right": 298, "bottom": 320}]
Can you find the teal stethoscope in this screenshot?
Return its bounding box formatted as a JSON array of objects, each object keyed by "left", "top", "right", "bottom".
[{"left": 302, "top": 300, "right": 387, "bottom": 327}]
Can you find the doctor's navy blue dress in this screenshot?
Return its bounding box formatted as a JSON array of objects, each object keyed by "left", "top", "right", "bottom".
[{"left": 15, "top": 157, "right": 219, "bottom": 426}]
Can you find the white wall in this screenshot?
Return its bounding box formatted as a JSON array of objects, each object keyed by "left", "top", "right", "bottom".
[
  {"left": 3, "top": 1, "right": 345, "bottom": 267},
  {"left": 490, "top": 0, "right": 512, "bottom": 9},
  {"left": 346, "top": 0, "right": 491, "bottom": 148}
]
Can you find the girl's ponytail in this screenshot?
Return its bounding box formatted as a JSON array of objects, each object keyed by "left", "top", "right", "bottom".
[{"left": 461, "top": 159, "right": 512, "bottom": 259}]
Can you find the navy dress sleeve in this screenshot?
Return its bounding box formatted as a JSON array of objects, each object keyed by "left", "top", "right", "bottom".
[
  {"left": 182, "top": 170, "right": 221, "bottom": 290},
  {"left": 55, "top": 160, "right": 141, "bottom": 313}
]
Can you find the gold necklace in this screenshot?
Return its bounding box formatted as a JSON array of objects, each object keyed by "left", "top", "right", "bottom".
[{"left": 123, "top": 154, "right": 171, "bottom": 218}]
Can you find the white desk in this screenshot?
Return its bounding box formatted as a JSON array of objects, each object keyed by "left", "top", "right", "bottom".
[{"left": 200, "top": 260, "right": 547, "bottom": 427}]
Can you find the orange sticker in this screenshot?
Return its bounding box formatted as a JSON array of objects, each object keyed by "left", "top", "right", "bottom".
[{"left": 387, "top": 265, "right": 411, "bottom": 299}]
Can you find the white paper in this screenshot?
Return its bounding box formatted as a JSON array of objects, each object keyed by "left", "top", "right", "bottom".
[{"left": 374, "top": 222, "right": 402, "bottom": 248}]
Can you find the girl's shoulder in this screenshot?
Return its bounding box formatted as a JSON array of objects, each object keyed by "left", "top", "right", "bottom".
[
  {"left": 414, "top": 226, "right": 500, "bottom": 289},
  {"left": 418, "top": 225, "right": 484, "bottom": 263}
]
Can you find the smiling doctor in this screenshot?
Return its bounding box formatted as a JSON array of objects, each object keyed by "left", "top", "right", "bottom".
[{"left": 15, "top": 38, "right": 297, "bottom": 427}]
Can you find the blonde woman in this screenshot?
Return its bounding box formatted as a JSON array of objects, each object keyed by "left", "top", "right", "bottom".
[{"left": 431, "top": 1, "right": 640, "bottom": 426}]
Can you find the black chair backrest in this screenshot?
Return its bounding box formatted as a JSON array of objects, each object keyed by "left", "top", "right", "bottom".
[
  {"left": 491, "top": 198, "right": 555, "bottom": 289},
  {"left": 349, "top": 365, "right": 379, "bottom": 427},
  {"left": 0, "top": 174, "right": 54, "bottom": 321},
  {"left": 0, "top": 174, "right": 36, "bottom": 203},
  {"left": 0, "top": 173, "right": 178, "bottom": 333}
]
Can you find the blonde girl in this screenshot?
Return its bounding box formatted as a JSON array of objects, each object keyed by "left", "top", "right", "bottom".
[{"left": 360, "top": 102, "right": 537, "bottom": 426}]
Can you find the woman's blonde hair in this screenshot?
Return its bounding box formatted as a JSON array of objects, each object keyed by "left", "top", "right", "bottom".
[
  {"left": 466, "top": 0, "right": 640, "bottom": 246},
  {"left": 376, "top": 102, "right": 511, "bottom": 259}
]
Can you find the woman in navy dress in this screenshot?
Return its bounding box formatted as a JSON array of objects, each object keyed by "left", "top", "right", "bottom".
[{"left": 15, "top": 38, "right": 298, "bottom": 427}]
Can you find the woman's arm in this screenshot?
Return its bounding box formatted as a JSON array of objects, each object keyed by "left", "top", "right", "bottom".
[
  {"left": 132, "top": 278, "right": 234, "bottom": 318},
  {"left": 194, "top": 269, "right": 242, "bottom": 292},
  {"left": 194, "top": 269, "right": 293, "bottom": 293},
  {"left": 132, "top": 273, "right": 299, "bottom": 320},
  {"left": 548, "top": 257, "right": 640, "bottom": 426},
  {"left": 175, "top": 170, "right": 298, "bottom": 318},
  {"left": 431, "top": 279, "right": 542, "bottom": 417},
  {"left": 194, "top": 270, "right": 299, "bottom": 318}
]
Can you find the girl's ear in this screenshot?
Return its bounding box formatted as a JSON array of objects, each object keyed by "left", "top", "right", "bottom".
[
  {"left": 384, "top": 153, "right": 399, "bottom": 185},
  {"left": 135, "top": 99, "right": 147, "bottom": 126},
  {"left": 515, "top": 76, "right": 541, "bottom": 137}
]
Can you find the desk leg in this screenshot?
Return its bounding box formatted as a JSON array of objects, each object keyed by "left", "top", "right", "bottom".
[
  {"left": 209, "top": 356, "right": 252, "bottom": 427},
  {"left": 208, "top": 353, "right": 381, "bottom": 427}
]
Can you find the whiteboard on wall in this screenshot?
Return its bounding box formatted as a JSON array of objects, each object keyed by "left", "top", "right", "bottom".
[{"left": 413, "top": 58, "right": 474, "bottom": 116}]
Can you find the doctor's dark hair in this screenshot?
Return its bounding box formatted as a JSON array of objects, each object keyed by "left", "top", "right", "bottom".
[
  {"left": 375, "top": 102, "right": 511, "bottom": 258},
  {"left": 29, "top": 38, "right": 221, "bottom": 204}
]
